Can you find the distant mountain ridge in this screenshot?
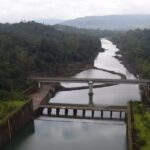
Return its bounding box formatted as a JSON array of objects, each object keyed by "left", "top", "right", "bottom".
[{"left": 60, "top": 15, "right": 150, "bottom": 30}]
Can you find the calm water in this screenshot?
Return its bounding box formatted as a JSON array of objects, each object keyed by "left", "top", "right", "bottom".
[
  {"left": 50, "top": 38, "right": 141, "bottom": 105},
  {"left": 4, "top": 38, "right": 140, "bottom": 150},
  {"left": 4, "top": 119, "right": 127, "bottom": 150}
]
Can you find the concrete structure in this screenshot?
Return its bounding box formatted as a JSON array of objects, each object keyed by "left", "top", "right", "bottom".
[
  {"left": 29, "top": 77, "right": 150, "bottom": 104},
  {"left": 28, "top": 77, "right": 150, "bottom": 85},
  {"left": 39, "top": 103, "right": 127, "bottom": 121}
]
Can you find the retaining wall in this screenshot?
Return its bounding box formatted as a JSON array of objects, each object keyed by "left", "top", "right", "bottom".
[
  {"left": 0, "top": 100, "right": 33, "bottom": 149},
  {"left": 127, "top": 102, "right": 133, "bottom": 150}
]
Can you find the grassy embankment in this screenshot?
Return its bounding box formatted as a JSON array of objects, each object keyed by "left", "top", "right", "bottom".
[
  {"left": 0, "top": 100, "right": 26, "bottom": 125},
  {"left": 132, "top": 102, "right": 150, "bottom": 150}
]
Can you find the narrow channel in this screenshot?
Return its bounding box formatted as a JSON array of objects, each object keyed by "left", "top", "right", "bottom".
[{"left": 4, "top": 38, "right": 141, "bottom": 150}]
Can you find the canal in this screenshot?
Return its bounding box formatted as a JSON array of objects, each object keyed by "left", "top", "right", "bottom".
[{"left": 4, "top": 39, "right": 141, "bottom": 150}]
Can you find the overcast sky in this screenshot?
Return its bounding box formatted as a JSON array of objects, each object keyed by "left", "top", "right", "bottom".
[{"left": 0, "top": 0, "right": 150, "bottom": 23}]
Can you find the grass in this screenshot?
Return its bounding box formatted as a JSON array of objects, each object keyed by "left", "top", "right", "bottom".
[
  {"left": 132, "top": 102, "right": 150, "bottom": 150},
  {"left": 0, "top": 100, "right": 25, "bottom": 125}
]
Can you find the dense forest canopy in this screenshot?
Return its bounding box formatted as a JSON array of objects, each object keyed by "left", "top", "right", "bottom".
[
  {"left": 0, "top": 21, "right": 103, "bottom": 100},
  {"left": 111, "top": 29, "right": 150, "bottom": 78}
]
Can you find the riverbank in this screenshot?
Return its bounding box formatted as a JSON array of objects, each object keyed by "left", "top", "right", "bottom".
[
  {"left": 93, "top": 67, "right": 126, "bottom": 79},
  {"left": 115, "top": 51, "right": 139, "bottom": 78},
  {"left": 110, "top": 38, "right": 139, "bottom": 78}
]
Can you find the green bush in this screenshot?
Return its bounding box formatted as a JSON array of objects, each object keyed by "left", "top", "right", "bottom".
[
  {"left": 133, "top": 102, "right": 150, "bottom": 150},
  {"left": 0, "top": 100, "right": 24, "bottom": 121}
]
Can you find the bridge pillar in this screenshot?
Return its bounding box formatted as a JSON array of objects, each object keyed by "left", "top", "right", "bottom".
[
  {"left": 92, "top": 110, "right": 94, "bottom": 118},
  {"left": 48, "top": 108, "right": 52, "bottom": 116},
  {"left": 65, "top": 109, "right": 68, "bottom": 116},
  {"left": 101, "top": 110, "right": 103, "bottom": 119},
  {"left": 82, "top": 109, "right": 85, "bottom": 117},
  {"left": 88, "top": 81, "right": 94, "bottom": 105},
  {"left": 73, "top": 109, "right": 77, "bottom": 117},
  {"left": 56, "top": 108, "right": 60, "bottom": 116},
  {"left": 110, "top": 111, "right": 112, "bottom": 119},
  {"left": 120, "top": 112, "right": 122, "bottom": 120}
]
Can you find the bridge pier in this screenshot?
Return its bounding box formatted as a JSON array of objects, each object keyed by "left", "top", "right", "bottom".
[
  {"left": 48, "top": 108, "right": 52, "bottom": 116},
  {"left": 101, "top": 110, "right": 103, "bottom": 119},
  {"left": 110, "top": 111, "right": 112, "bottom": 119},
  {"left": 120, "top": 112, "right": 122, "bottom": 120},
  {"left": 65, "top": 109, "right": 68, "bottom": 116},
  {"left": 56, "top": 108, "right": 60, "bottom": 116},
  {"left": 73, "top": 109, "right": 77, "bottom": 117},
  {"left": 92, "top": 110, "right": 94, "bottom": 118},
  {"left": 88, "top": 81, "right": 94, "bottom": 105},
  {"left": 82, "top": 109, "right": 85, "bottom": 117}
]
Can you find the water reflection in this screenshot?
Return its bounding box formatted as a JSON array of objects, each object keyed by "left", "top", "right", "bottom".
[{"left": 4, "top": 119, "right": 127, "bottom": 150}]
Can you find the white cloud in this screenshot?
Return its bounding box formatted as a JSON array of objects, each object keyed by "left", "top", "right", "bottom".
[{"left": 0, "top": 0, "right": 150, "bottom": 22}]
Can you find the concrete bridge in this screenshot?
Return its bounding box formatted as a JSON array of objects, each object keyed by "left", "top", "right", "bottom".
[
  {"left": 30, "top": 77, "right": 150, "bottom": 121},
  {"left": 39, "top": 103, "right": 127, "bottom": 121},
  {"left": 29, "top": 77, "right": 150, "bottom": 104},
  {"left": 29, "top": 77, "right": 150, "bottom": 85}
]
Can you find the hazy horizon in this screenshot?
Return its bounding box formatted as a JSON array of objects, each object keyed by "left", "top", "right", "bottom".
[
  {"left": 1, "top": 14, "right": 150, "bottom": 24},
  {"left": 1, "top": 0, "right": 150, "bottom": 23}
]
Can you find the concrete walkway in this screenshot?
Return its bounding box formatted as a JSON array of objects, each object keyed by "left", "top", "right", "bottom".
[{"left": 29, "top": 84, "right": 52, "bottom": 111}]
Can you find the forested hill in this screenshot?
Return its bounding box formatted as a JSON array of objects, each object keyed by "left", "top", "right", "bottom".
[
  {"left": 111, "top": 29, "right": 150, "bottom": 78},
  {"left": 0, "top": 21, "right": 102, "bottom": 99}
]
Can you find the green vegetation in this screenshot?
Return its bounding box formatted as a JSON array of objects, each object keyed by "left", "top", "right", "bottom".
[
  {"left": 0, "top": 21, "right": 103, "bottom": 101},
  {"left": 112, "top": 29, "right": 150, "bottom": 78},
  {"left": 132, "top": 102, "right": 150, "bottom": 150},
  {"left": 0, "top": 100, "right": 25, "bottom": 125},
  {"left": 111, "top": 29, "right": 150, "bottom": 150},
  {"left": 0, "top": 21, "right": 104, "bottom": 120}
]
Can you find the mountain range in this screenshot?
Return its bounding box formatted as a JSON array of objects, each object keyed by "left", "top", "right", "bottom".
[{"left": 59, "top": 15, "right": 150, "bottom": 30}]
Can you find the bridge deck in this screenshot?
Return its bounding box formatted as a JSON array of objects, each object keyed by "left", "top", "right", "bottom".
[{"left": 29, "top": 77, "right": 150, "bottom": 85}]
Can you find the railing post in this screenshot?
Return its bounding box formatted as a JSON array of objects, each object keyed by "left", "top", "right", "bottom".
[
  {"left": 82, "top": 109, "right": 85, "bottom": 117},
  {"left": 101, "top": 110, "right": 103, "bottom": 119},
  {"left": 88, "top": 81, "right": 94, "bottom": 105},
  {"left": 73, "top": 109, "right": 77, "bottom": 117},
  {"left": 65, "top": 109, "right": 68, "bottom": 116},
  {"left": 56, "top": 108, "right": 60, "bottom": 116},
  {"left": 92, "top": 110, "right": 94, "bottom": 118},
  {"left": 110, "top": 111, "right": 112, "bottom": 119},
  {"left": 48, "top": 108, "right": 51, "bottom": 116},
  {"left": 120, "top": 111, "right": 122, "bottom": 120}
]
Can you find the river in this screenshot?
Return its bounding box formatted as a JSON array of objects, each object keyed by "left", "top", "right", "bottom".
[{"left": 4, "top": 38, "right": 141, "bottom": 150}]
